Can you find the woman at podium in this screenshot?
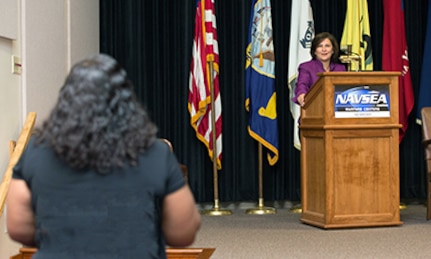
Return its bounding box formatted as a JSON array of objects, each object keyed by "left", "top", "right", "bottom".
[{"left": 293, "top": 32, "right": 346, "bottom": 107}]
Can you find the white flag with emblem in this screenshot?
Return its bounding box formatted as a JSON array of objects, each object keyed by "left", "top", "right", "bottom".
[{"left": 288, "top": 0, "right": 314, "bottom": 150}]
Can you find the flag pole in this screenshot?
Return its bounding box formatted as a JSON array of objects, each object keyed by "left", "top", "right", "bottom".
[
  {"left": 246, "top": 143, "right": 277, "bottom": 215},
  {"left": 201, "top": 59, "right": 232, "bottom": 216}
]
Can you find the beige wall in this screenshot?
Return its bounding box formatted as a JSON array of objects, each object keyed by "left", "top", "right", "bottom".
[
  {"left": 0, "top": 28, "right": 22, "bottom": 259},
  {"left": 0, "top": 0, "right": 18, "bottom": 40},
  {"left": 0, "top": 0, "right": 99, "bottom": 257}
]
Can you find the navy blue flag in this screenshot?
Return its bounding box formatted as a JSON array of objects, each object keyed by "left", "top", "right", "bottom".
[
  {"left": 245, "top": 0, "right": 278, "bottom": 165},
  {"left": 417, "top": 2, "right": 431, "bottom": 123}
]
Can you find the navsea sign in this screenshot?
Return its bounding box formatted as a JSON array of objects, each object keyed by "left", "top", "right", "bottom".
[{"left": 334, "top": 85, "right": 390, "bottom": 118}]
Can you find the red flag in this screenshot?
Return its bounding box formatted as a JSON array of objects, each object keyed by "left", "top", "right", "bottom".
[
  {"left": 382, "top": 0, "right": 414, "bottom": 142},
  {"left": 188, "top": 0, "right": 222, "bottom": 169}
]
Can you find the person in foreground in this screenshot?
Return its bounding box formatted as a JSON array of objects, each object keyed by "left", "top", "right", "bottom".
[
  {"left": 7, "top": 53, "right": 201, "bottom": 258},
  {"left": 293, "top": 32, "right": 346, "bottom": 107}
]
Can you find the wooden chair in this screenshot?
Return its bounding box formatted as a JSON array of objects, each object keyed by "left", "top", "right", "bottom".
[
  {"left": 160, "top": 138, "right": 188, "bottom": 183},
  {"left": 421, "top": 107, "right": 431, "bottom": 220},
  {"left": 0, "top": 112, "right": 36, "bottom": 218}
]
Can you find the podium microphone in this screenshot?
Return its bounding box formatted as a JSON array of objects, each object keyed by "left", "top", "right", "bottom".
[{"left": 339, "top": 44, "right": 361, "bottom": 71}]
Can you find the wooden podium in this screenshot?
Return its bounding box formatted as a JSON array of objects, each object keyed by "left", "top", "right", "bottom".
[
  {"left": 10, "top": 247, "right": 215, "bottom": 259},
  {"left": 299, "top": 72, "right": 403, "bottom": 229}
]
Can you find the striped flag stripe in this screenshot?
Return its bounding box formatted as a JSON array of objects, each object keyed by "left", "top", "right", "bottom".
[{"left": 188, "top": 0, "right": 222, "bottom": 169}]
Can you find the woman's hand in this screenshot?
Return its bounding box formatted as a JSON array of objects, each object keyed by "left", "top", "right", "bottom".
[{"left": 297, "top": 94, "right": 306, "bottom": 107}]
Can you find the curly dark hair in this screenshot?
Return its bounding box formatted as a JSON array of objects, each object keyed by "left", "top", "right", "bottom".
[
  {"left": 310, "top": 32, "right": 341, "bottom": 63},
  {"left": 35, "top": 53, "right": 158, "bottom": 174}
]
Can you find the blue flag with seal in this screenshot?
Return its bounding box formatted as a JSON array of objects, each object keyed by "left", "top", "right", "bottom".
[
  {"left": 245, "top": 0, "right": 278, "bottom": 165},
  {"left": 417, "top": 2, "right": 431, "bottom": 124}
]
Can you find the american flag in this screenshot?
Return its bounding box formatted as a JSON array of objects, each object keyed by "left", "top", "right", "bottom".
[{"left": 188, "top": 0, "right": 222, "bottom": 169}]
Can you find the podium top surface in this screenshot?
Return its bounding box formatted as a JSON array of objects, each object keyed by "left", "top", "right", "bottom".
[{"left": 317, "top": 71, "right": 402, "bottom": 77}]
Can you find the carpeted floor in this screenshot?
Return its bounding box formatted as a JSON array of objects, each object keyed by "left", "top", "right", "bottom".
[{"left": 190, "top": 201, "right": 431, "bottom": 259}]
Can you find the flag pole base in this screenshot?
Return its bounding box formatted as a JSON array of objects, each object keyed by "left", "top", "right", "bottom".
[
  {"left": 245, "top": 206, "right": 277, "bottom": 215},
  {"left": 290, "top": 204, "right": 302, "bottom": 213},
  {"left": 201, "top": 207, "right": 232, "bottom": 216},
  {"left": 201, "top": 199, "right": 232, "bottom": 216},
  {"left": 245, "top": 199, "right": 277, "bottom": 215}
]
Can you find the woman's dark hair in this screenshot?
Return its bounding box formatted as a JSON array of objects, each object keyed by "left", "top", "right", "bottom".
[
  {"left": 35, "top": 53, "right": 158, "bottom": 174},
  {"left": 310, "top": 32, "right": 340, "bottom": 63}
]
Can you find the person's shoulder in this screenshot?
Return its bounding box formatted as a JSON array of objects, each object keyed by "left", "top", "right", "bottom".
[
  {"left": 299, "top": 59, "right": 314, "bottom": 66},
  {"left": 298, "top": 59, "right": 315, "bottom": 69},
  {"left": 147, "top": 139, "right": 172, "bottom": 154},
  {"left": 25, "top": 135, "right": 42, "bottom": 151}
]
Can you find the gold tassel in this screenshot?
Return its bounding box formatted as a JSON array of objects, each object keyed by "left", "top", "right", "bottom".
[{"left": 259, "top": 51, "right": 263, "bottom": 67}]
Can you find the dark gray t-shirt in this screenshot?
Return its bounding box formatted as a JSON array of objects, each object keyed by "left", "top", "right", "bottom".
[{"left": 13, "top": 137, "right": 186, "bottom": 259}]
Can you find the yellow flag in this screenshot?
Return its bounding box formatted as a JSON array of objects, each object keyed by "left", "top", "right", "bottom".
[{"left": 340, "top": 0, "right": 373, "bottom": 71}]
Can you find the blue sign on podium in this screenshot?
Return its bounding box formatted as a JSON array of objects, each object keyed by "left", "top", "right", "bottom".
[{"left": 334, "top": 85, "right": 390, "bottom": 118}]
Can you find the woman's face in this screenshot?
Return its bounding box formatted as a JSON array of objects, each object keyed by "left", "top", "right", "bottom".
[{"left": 314, "top": 38, "right": 334, "bottom": 62}]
